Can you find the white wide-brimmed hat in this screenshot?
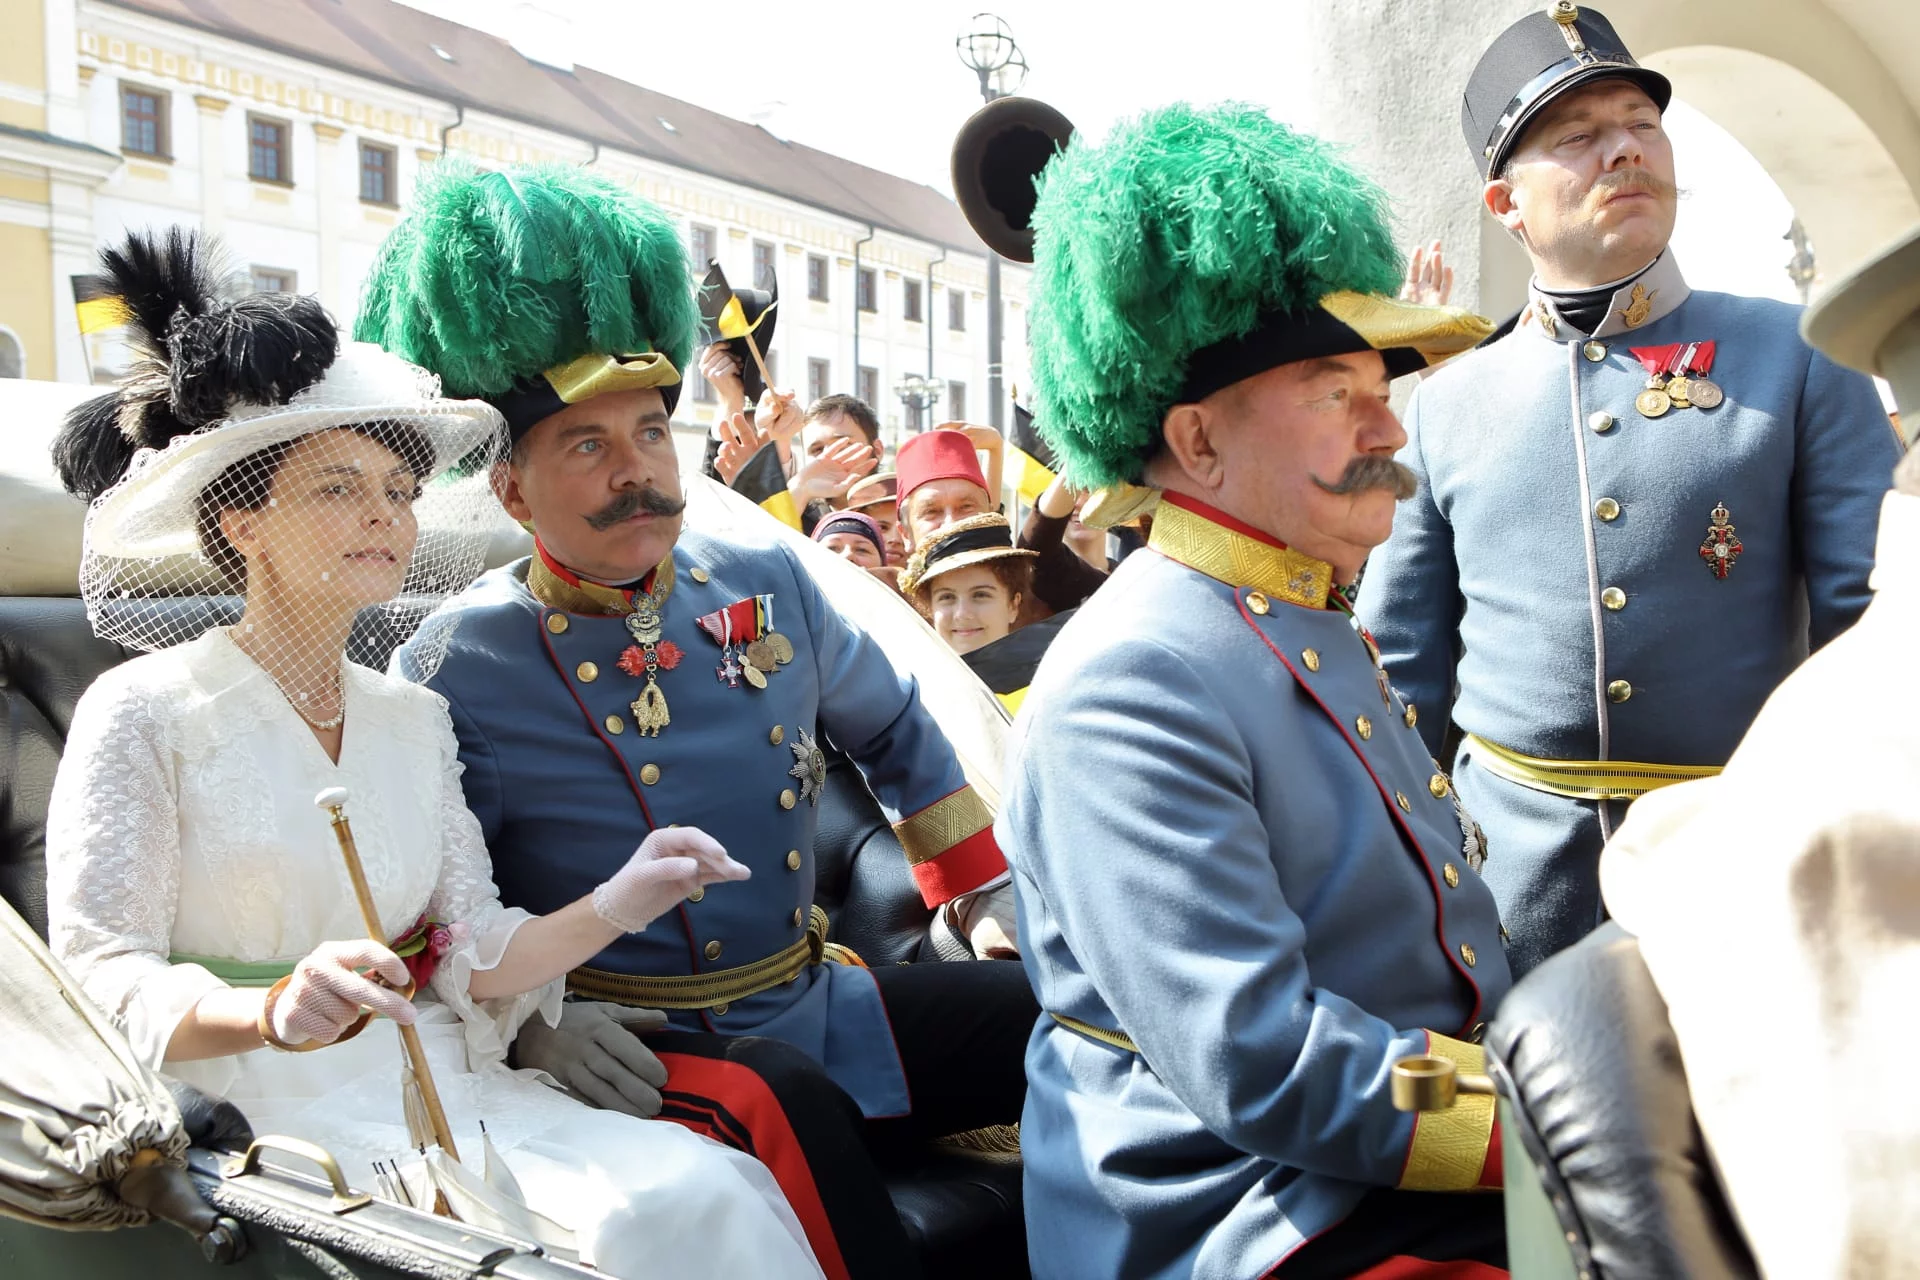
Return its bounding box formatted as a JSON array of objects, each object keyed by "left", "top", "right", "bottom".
[{"left": 87, "top": 342, "right": 504, "bottom": 562}]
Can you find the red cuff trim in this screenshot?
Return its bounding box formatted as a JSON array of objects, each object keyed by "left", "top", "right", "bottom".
[{"left": 907, "top": 827, "right": 1005, "bottom": 907}]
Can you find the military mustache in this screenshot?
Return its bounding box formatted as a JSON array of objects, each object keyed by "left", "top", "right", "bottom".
[
  {"left": 1590, "top": 168, "right": 1677, "bottom": 205},
  {"left": 585, "top": 486, "right": 687, "bottom": 530},
  {"left": 1311, "top": 455, "right": 1418, "bottom": 500}
]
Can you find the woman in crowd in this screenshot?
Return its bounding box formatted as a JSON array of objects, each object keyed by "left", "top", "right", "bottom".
[
  {"left": 899, "top": 513, "right": 1035, "bottom": 657},
  {"left": 812, "top": 509, "right": 895, "bottom": 586},
  {"left": 43, "top": 230, "right": 822, "bottom": 1279}
]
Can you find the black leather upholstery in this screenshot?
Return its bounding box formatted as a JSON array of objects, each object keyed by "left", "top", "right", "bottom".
[
  {"left": 1489, "top": 922, "right": 1758, "bottom": 1279},
  {"left": 0, "top": 595, "right": 1024, "bottom": 1275}
]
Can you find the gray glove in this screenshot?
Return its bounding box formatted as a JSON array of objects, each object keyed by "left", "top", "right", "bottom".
[{"left": 513, "top": 1001, "right": 671, "bottom": 1118}]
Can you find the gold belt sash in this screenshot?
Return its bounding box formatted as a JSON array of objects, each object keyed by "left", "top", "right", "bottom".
[
  {"left": 1049, "top": 1011, "right": 1139, "bottom": 1053},
  {"left": 1463, "top": 733, "right": 1721, "bottom": 802},
  {"left": 569, "top": 905, "right": 838, "bottom": 1009}
]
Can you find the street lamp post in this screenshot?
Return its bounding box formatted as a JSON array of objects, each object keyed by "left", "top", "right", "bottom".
[
  {"left": 893, "top": 373, "right": 942, "bottom": 457},
  {"left": 956, "top": 13, "right": 1027, "bottom": 432}
]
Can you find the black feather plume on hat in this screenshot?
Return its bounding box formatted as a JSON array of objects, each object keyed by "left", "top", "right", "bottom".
[{"left": 50, "top": 228, "right": 340, "bottom": 502}]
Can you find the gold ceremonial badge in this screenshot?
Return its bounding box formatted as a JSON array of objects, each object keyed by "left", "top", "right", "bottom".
[{"left": 1636, "top": 385, "right": 1672, "bottom": 418}]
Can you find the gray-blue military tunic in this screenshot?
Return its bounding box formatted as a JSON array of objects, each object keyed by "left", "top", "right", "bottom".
[
  {"left": 999, "top": 493, "right": 1511, "bottom": 1280},
  {"left": 1357, "top": 252, "right": 1900, "bottom": 976},
  {"left": 394, "top": 526, "right": 1006, "bottom": 1117}
]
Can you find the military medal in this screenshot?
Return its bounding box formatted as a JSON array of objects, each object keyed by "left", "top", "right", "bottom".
[
  {"left": 1679, "top": 341, "right": 1722, "bottom": 409},
  {"left": 788, "top": 728, "right": 827, "bottom": 806},
  {"left": 620, "top": 565, "right": 677, "bottom": 736},
  {"left": 1635, "top": 383, "right": 1672, "bottom": 418},
  {"left": 698, "top": 596, "right": 782, "bottom": 690},
  {"left": 1699, "top": 502, "right": 1742, "bottom": 579}
]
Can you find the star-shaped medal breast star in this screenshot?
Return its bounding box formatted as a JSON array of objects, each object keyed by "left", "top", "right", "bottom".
[{"left": 788, "top": 728, "right": 827, "bottom": 806}]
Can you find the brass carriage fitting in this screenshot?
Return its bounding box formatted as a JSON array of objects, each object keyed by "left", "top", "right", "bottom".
[{"left": 1390, "top": 1055, "right": 1497, "bottom": 1112}]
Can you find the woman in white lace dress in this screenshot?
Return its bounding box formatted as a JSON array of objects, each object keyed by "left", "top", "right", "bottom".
[{"left": 42, "top": 231, "right": 823, "bottom": 1278}]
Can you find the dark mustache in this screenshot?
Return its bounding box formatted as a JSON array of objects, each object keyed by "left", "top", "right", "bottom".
[
  {"left": 584, "top": 486, "right": 686, "bottom": 531},
  {"left": 1311, "top": 454, "right": 1418, "bottom": 500},
  {"left": 1591, "top": 168, "right": 1677, "bottom": 204}
]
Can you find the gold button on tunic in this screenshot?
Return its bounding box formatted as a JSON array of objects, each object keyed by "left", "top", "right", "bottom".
[
  {"left": 787, "top": 850, "right": 802, "bottom": 871},
  {"left": 1602, "top": 587, "right": 1627, "bottom": 611},
  {"left": 1429, "top": 773, "right": 1450, "bottom": 798},
  {"left": 1460, "top": 942, "right": 1477, "bottom": 967},
  {"left": 687, "top": 887, "right": 704, "bottom": 903},
  {"left": 1404, "top": 703, "right": 1418, "bottom": 729},
  {"left": 1302, "top": 649, "right": 1320, "bottom": 672},
  {"left": 1355, "top": 716, "right": 1373, "bottom": 740},
  {"left": 770, "top": 725, "right": 785, "bottom": 746},
  {"left": 779, "top": 789, "right": 797, "bottom": 810},
  {"left": 1583, "top": 341, "right": 1607, "bottom": 362},
  {"left": 1245, "top": 591, "right": 1270, "bottom": 615},
  {"left": 1395, "top": 792, "right": 1411, "bottom": 812},
  {"left": 640, "top": 763, "right": 661, "bottom": 785},
  {"left": 1594, "top": 497, "right": 1620, "bottom": 521},
  {"left": 576, "top": 661, "right": 599, "bottom": 682},
  {"left": 690, "top": 568, "right": 711, "bottom": 583},
  {"left": 712, "top": 1003, "right": 729, "bottom": 1016},
  {"left": 604, "top": 714, "right": 624, "bottom": 735},
  {"left": 1607, "top": 679, "right": 1633, "bottom": 703},
  {"left": 791, "top": 908, "right": 804, "bottom": 927},
  {"left": 1444, "top": 863, "right": 1461, "bottom": 888},
  {"left": 704, "top": 940, "right": 723, "bottom": 961},
  {"left": 545, "top": 613, "right": 569, "bottom": 634}
]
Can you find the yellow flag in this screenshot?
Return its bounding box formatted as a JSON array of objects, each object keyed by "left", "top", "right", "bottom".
[{"left": 716, "top": 294, "right": 775, "bottom": 340}]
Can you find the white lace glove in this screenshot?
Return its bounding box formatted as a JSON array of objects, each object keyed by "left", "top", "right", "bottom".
[
  {"left": 269, "top": 939, "right": 418, "bottom": 1046},
  {"left": 591, "top": 827, "right": 751, "bottom": 933}
]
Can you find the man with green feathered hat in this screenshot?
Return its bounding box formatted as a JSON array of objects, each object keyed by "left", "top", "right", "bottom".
[
  {"left": 992, "top": 103, "right": 1514, "bottom": 1277},
  {"left": 360, "top": 159, "right": 1036, "bottom": 1279}
]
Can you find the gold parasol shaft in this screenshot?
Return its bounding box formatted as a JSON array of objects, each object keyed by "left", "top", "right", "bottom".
[{"left": 314, "top": 787, "right": 460, "bottom": 1164}]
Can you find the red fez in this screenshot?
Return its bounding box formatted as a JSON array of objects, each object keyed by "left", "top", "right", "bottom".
[{"left": 895, "top": 429, "right": 988, "bottom": 507}]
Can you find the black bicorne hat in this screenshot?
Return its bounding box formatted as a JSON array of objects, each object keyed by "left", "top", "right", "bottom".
[{"left": 1463, "top": 2, "right": 1672, "bottom": 180}]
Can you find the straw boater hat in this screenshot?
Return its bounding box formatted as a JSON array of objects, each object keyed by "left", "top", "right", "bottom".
[{"left": 898, "top": 513, "right": 1036, "bottom": 597}]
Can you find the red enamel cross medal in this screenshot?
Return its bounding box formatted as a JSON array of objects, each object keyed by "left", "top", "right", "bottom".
[{"left": 1699, "top": 503, "right": 1743, "bottom": 579}]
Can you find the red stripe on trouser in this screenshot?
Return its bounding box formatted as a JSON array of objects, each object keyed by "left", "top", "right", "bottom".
[
  {"left": 1348, "top": 1259, "right": 1509, "bottom": 1280},
  {"left": 652, "top": 1051, "right": 851, "bottom": 1280}
]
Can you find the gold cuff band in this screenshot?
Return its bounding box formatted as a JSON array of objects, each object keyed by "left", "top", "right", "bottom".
[
  {"left": 568, "top": 905, "right": 830, "bottom": 1010},
  {"left": 1464, "top": 733, "right": 1721, "bottom": 801}
]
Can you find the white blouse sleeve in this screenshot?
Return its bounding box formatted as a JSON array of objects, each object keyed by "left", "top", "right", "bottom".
[
  {"left": 423, "top": 700, "right": 563, "bottom": 1070},
  {"left": 45, "top": 673, "right": 228, "bottom": 1072}
]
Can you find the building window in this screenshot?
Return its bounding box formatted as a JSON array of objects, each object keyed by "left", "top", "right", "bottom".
[
  {"left": 359, "top": 141, "right": 396, "bottom": 205},
  {"left": 250, "top": 267, "right": 297, "bottom": 293},
  {"left": 947, "top": 381, "right": 967, "bottom": 422},
  {"left": 903, "top": 279, "right": 923, "bottom": 323},
  {"left": 689, "top": 223, "right": 718, "bottom": 271},
  {"left": 948, "top": 289, "right": 966, "bottom": 332},
  {"left": 856, "top": 267, "right": 876, "bottom": 314},
  {"left": 120, "top": 84, "right": 168, "bottom": 158},
  {"left": 806, "top": 254, "right": 829, "bottom": 302},
  {"left": 858, "top": 365, "right": 879, "bottom": 409},
  {"left": 752, "top": 240, "right": 777, "bottom": 291},
  {"left": 0, "top": 327, "right": 23, "bottom": 379},
  {"left": 248, "top": 115, "right": 290, "bottom": 183},
  {"left": 690, "top": 364, "right": 715, "bottom": 403},
  {"left": 807, "top": 358, "right": 830, "bottom": 404}
]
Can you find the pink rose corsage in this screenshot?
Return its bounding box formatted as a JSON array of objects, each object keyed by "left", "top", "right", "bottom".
[{"left": 390, "top": 915, "right": 461, "bottom": 990}]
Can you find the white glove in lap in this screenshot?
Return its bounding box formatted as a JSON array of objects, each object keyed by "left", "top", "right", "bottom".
[
  {"left": 271, "top": 939, "right": 418, "bottom": 1045},
  {"left": 592, "top": 827, "right": 751, "bottom": 933}
]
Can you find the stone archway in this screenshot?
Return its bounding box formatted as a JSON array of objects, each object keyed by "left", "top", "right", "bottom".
[{"left": 1301, "top": 0, "right": 1920, "bottom": 316}]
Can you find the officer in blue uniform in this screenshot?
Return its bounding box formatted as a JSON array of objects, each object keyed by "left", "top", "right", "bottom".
[
  {"left": 360, "top": 160, "right": 1033, "bottom": 1280},
  {"left": 987, "top": 100, "right": 1514, "bottom": 1279},
  {"left": 1357, "top": 4, "right": 1901, "bottom": 977}
]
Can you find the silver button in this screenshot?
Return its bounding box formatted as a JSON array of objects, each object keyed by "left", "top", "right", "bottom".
[{"left": 1588, "top": 410, "right": 1615, "bottom": 433}]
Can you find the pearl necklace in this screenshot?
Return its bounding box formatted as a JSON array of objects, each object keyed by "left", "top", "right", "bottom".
[{"left": 231, "top": 632, "right": 346, "bottom": 730}]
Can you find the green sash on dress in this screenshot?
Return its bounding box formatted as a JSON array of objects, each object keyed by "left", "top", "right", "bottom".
[{"left": 168, "top": 952, "right": 296, "bottom": 987}]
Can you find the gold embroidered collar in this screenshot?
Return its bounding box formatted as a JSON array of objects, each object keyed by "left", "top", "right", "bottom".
[
  {"left": 1149, "top": 494, "right": 1334, "bottom": 609},
  {"left": 528, "top": 543, "right": 676, "bottom": 616}
]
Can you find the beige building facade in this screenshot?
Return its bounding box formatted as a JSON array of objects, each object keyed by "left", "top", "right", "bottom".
[{"left": 0, "top": 0, "right": 1029, "bottom": 450}]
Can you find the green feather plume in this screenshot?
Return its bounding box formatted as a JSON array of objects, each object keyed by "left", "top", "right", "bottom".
[
  {"left": 354, "top": 158, "right": 696, "bottom": 399},
  {"left": 1027, "top": 103, "right": 1405, "bottom": 488}
]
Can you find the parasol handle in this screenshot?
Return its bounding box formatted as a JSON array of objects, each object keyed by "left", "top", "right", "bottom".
[{"left": 314, "top": 786, "right": 461, "bottom": 1165}]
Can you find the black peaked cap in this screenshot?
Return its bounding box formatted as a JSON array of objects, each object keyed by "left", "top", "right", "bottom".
[{"left": 1462, "top": 4, "right": 1671, "bottom": 179}]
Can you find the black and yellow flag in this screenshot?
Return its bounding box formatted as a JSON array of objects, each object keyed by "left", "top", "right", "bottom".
[
  {"left": 696, "top": 261, "right": 779, "bottom": 402},
  {"left": 730, "top": 440, "right": 802, "bottom": 531},
  {"left": 71, "top": 274, "right": 130, "bottom": 335},
  {"left": 1006, "top": 402, "right": 1057, "bottom": 504}
]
